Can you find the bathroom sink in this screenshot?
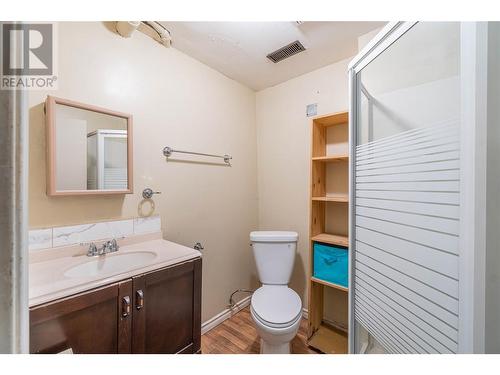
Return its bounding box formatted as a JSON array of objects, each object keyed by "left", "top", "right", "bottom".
[{"left": 64, "top": 251, "right": 157, "bottom": 278}]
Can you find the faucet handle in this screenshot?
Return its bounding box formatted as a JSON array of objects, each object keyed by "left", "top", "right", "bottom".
[
  {"left": 111, "top": 238, "right": 119, "bottom": 252},
  {"left": 87, "top": 242, "right": 98, "bottom": 257}
]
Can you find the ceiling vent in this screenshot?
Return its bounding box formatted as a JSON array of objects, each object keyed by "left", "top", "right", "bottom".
[{"left": 266, "top": 40, "right": 306, "bottom": 63}]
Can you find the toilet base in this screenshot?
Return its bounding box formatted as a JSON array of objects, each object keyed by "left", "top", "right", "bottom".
[
  {"left": 249, "top": 287, "right": 302, "bottom": 355},
  {"left": 260, "top": 338, "right": 291, "bottom": 354}
]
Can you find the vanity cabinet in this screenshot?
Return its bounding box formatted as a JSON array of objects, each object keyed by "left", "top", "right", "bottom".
[
  {"left": 30, "top": 282, "right": 124, "bottom": 353},
  {"left": 29, "top": 258, "right": 202, "bottom": 354},
  {"left": 132, "top": 259, "right": 202, "bottom": 353}
]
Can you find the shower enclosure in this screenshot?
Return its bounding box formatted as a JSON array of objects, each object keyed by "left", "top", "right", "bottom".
[{"left": 348, "top": 22, "right": 493, "bottom": 353}]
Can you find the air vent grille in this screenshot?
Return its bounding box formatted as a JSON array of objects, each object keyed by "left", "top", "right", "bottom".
[{"left": 266, "top": 40, "right": 306, "bottom": 63}]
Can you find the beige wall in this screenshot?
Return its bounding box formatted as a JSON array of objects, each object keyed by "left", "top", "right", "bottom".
[
  {"left": 28, "top": 22, "right": 259, "bottom": 322},
  {"left": 253, "top": 27, "right": 383, "bottom": 326},
  {"left": 357, "top": 27, "right": 383, "bottom": 51},
  {"left": 256, "top": 58, "right": 351, "bottom": 323}
]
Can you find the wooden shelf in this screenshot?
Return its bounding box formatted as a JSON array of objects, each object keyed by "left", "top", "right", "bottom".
[
  {"left": 308, "top": 111, "right": 349, "bottom": 353},
  {"left": 311, "top": 194, "right": 348, "bottom": 203},
  {"left": 311, "top": 233, "right": 349, "bottom": 247},
  {"left": 311, "top": 277, "right": 348, "bottom": 292},
  {"left": 307, "top": 324, "right": 348, "bottom": 354},
  {"left": 312, "top": 154, "right": 348, "bottom": 162},
  {"left": 312, "top": 111, "right": 349, "bottom": 128}
]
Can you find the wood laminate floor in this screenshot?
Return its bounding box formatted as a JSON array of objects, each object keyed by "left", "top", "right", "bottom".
[{"left": 201, "top": 307, "right": 319, "bottom": 354}]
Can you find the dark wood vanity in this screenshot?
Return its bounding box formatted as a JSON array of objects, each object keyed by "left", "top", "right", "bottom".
[{"left": 29, "top": 258, "right": 202, "bottom": 354}]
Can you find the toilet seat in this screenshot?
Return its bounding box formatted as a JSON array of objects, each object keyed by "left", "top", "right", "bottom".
[{"left": 251, "top": 285, "right": 302, "bottom": 329}]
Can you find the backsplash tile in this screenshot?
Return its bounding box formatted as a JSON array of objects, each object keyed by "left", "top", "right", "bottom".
[
  {"left": 134, "top": 215, "right": 161, "bottom": 235},
  {"left": 53, "top": 219, "right": 134, "bottom": 247},
  {"left": 29, "top": 216, "right": 161, "bottom": 251},
  {"left": 108, "top": 219, "right": 135, "bottom": 239},
  {"left": 29, "top": 228, "right": 53, "bottom": 250}
]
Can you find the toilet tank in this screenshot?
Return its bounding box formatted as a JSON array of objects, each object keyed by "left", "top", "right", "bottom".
[{"left": 250, "top": 231, "right": 298, "bottom": 285}]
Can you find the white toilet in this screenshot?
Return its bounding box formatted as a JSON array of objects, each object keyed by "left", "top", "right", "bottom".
[{"left": 249, "top": 231, "right": 302, "bottom": 354}]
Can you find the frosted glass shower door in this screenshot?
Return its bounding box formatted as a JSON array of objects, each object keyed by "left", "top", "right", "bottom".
[
  {"left": 350, "top": 22, "right": 462, "bottom": 354},
  {"left": 102, "top": 136, "right": 128, "bottom": 190}
]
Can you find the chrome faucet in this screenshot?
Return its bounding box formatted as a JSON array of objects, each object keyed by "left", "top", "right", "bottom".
[
  {"left": 86, "top": 239, "right": 120, "bottom": 257},
  {"left": 87, "top": 242, "right": 99, "bottom": 257},
  {"left": 102, "top": 239, "right": 119, "bottom": 254}
]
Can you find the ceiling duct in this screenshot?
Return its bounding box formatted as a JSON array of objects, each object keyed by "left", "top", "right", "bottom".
[{"left": 266, "top": 40, "right": 306, "bottom": 63}]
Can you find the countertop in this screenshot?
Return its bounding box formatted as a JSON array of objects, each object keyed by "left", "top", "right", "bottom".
[{"left": 29, "top": 233, "right": 201, "bottom": 307}]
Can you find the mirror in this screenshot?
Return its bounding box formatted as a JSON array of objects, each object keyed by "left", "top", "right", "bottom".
[{"left": 45, "top": 96, "right": 133, "bottom": 195}]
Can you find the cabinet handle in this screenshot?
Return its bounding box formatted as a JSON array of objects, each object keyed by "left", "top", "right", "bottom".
[
  {"left": 136, "top": 289, "right": 144, "bottom": 310},
  {"left": 122, "top": 296, "right": 131, "bottom": 317}
]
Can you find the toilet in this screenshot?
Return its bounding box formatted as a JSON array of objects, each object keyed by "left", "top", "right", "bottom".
[{"left": 250, "top": 231, "right": 302, "bottom": 354}]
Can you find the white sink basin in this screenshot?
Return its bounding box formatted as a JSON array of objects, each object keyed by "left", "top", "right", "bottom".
[{"left": 64, "top": 251, "right": 157, "bottom": 278}]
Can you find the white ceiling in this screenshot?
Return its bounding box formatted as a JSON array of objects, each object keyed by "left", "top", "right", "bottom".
[{"left": 160, "top": 21, "right": 386, "bottom": 91}]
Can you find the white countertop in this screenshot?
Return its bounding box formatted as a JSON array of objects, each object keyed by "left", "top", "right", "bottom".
[{"left": 29, "top": 233, "right": 201, "bottom": 307}]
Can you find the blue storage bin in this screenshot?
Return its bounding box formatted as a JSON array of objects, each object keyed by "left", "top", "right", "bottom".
[{"left": 313, "top": 242, "right": 348, "bottom": 288}]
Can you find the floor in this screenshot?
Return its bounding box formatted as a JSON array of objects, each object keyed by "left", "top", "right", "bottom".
[{"left": 201, "top": 307, "right": 319, "bottom": 354}]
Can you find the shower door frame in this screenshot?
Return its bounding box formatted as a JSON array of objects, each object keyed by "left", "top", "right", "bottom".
[{"left": 347, "top": 21, "right": 488, "bottom": 354}]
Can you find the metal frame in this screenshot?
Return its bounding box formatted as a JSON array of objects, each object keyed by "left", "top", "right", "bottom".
[
  {"left": 458, "top": 22, "right": 488, "bottom": 354},
  {"left": 348, "top": 22, "right": 415, "bottom": 73},
  {"left": 348, "top": 21, "right": 487, "bottom": 353},
  {"left": 163, "top": 146, "right": 232, "bottom": 165},
  {"left": 360, "top": 84, "right": 374, "bottom": 142},
  {"left": 347, "top": 66, "right": 357, "bottom": 354}
]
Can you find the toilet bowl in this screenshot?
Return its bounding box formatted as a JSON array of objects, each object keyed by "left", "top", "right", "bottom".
[
  {"left": 250, "top": 285, "right": 302, "bottom": 354},
  {"left": 249, "top": 231, "right": 301, "bottom": 354}
]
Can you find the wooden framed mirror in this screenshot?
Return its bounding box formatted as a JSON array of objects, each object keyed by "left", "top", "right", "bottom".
[{"left": 45, "top": 96, "right": 133, "bottom": 196}]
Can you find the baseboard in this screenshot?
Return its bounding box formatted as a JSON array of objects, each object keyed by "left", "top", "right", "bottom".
[
  {"left": 202, "top": 300, "right": 343, "bottom": 336},
  {"left": 201, "top": 295, "right": 252, "bottom": 335}
]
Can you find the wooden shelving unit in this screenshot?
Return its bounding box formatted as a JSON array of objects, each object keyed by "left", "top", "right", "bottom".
[
  {"left": 311, "top": 194, "right": 348, "bottom": 203},
  {"left": 311, "top": 154, "right": 349, "bottom": 162},
  {"left": 310, "top": 233, "right": 348, "bottom": 247},
  {"left": 307, "top": 111, "right": 349, "bottom": 354},
  {"left": 311, "top": 277, "right": 348, "bottom": 292}
]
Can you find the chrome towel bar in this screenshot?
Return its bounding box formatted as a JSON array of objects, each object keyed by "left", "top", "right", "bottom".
[{"left": 163, "top": 146, "right": 232, "bottom": 165}]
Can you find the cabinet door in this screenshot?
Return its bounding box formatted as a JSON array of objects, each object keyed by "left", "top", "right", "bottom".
[
  {"left": 132, "top": 258, "right": 202, "bottom": 354},
  {"left": 30, "top": 281, "right": 133, "bottom": 354}
]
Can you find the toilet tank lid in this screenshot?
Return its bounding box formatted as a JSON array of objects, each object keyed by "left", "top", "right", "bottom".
[{"left": 250, "top": 231, "right": 298, "bottom": 242}]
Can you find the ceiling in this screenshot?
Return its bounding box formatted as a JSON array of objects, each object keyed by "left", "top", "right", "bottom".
[{"left": 160, "top": 22, "right": 386, "bottom": 91}]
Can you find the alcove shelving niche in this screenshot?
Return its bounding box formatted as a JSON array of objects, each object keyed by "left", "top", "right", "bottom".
[{"left": 307, "top": 111, "right": 349, "bottom": 354}]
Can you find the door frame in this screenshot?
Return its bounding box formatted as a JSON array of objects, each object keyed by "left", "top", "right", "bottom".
[
  {"left": 347, "top": 21, "right": 487, "bottom": 354},
  {"left": 0, "top": 21, "right": 29, "bottom": 353}
]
